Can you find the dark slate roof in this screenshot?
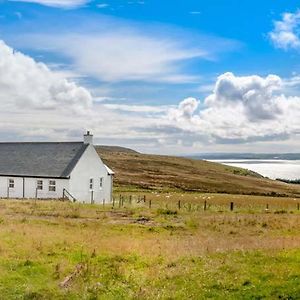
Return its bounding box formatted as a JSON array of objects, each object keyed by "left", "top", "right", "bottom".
[{"left": 0, "top": 142, "right": 88, "bottom": 178}]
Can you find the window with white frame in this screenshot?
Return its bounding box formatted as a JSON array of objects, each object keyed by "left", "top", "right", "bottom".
[
  {"left": 89, "top": 178, "right": 93, "bottom": 190},
  {"left": 99, "top": 177, "right": 104, "bottom": 189},
  {"left": 49, "top": 180, "right": 56, "bottom": 192},
  {"left": 8, "top": 179, "right": 14, "bottom": 188},
  {"left": 37, "top": 180, "right": 43, "bottom": 190}
]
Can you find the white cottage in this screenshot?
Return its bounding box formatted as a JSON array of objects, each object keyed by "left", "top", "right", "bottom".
[{"left": 0, "top": 132, "right": 114, "bottom": 204}]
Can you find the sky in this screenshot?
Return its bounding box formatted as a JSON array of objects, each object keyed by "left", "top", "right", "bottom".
[{"left": 1, "top": 0, "right": 300, "bottom": 154}]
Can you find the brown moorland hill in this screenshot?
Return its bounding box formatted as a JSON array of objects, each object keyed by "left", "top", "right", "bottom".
[{"left": 96, "top": 146, "right": 300, "bottom": 197}]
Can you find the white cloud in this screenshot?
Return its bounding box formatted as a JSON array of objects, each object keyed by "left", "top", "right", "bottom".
[
  {"left": 269, "top": 10, "right": 300, "bottom": 50},
  {"left": 22, "top": 32, "right": 207, "bottom": 83},
  {"left": 0, "top": 40, "right": 92, "bottom": 113},
  {"left": 3, "top": 37, "right": 300, "bottom": 153},
  {"left": 196, "top": 84, "right": 214, "bottom": 93},
  {"left": 205, "top": 72, "right": 283, "bottom": 121},
  {"left": 97, "top": 3, "right": 109, "bottom": 8},
  {"left": 169, "top": 97, "right": 199, "bottom": 120},
  {"left": 7, "top": 12, "right": 239, "bottom": 84},
  {"left": 0, "top": 39, "right": 166, "bottom": 148},
  {"left": 283, "top": 75, "right": 300, "bottom": 87},
  {"left": 9, "top": 0, "right": 90, "bottom": 8},
  {"left": 103, "top": 103, "right": 171, "bottom": 113},
  {"left": 2, "top": 41, "right": 300, "bottom": 154},
  {"left": 165, "top": 73, "right": 300, "bottom": 144}
]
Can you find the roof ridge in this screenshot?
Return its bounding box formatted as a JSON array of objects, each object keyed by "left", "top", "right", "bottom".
[
  {"left": 60, "top": 143, "right": 89, "bottom": 177},
  {"left": 0, "top": 141, "right": 83, "bottom": 144}
]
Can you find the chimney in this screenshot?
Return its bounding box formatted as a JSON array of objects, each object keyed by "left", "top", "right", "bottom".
[{"left": 84, "top": 131, "right": 93, "bottom": 145}]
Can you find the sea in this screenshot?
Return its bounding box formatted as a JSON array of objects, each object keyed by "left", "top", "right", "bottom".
[
  {"left": 189, "top": 154, "right": 300, "bottom": 180},
  {"left": 209, "top": 159, "right": 300, "bottom": 180}
]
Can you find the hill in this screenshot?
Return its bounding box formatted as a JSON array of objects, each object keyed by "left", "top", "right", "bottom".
[
  {"left": 96, "top": 145, "right": 138, "bottom": 154},
  {"left": 96, "top": 146, "right": 300, "bottom": 197}
]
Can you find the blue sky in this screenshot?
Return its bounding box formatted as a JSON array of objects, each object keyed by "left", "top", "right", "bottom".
[{"left": 1, "top": 0, "right": 300, "bottom": 154}]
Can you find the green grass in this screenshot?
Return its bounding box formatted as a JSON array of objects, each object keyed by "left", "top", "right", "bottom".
[
  {"left": 0, "top": 249, "right": 299, "bottom": 299},
  {"left": 0, "top": 195, "right": 300, "bottom": 299}
]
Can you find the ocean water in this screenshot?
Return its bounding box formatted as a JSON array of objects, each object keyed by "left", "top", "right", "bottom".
[{"left": 210, "top": 159, "right": 300, "bottom": 180}]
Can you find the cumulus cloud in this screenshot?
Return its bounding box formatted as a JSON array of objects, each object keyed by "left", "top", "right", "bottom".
[
  {"left": 0, "top": 40, "right": 92, "bottom": 113},
  {"left": 205, "top": 72, "right": 283, "bottom": 121},
  {"left": 9, "top": 0, "right": 90, "bottom": 8},
  {"left": 167, "top": 97, "right": 201, "bottom": 133},
  {"left": 2, "top": 36, "right": 300, "bottom": 153},
  {"left": 269, "top": 10, "right": 300, "bottom": 50},
  {"left": 164, "top": 73, "right": 300, "bottom": 144}
]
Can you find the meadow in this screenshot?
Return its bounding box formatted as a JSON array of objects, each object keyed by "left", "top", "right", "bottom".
[{"left": 0, "top": 192, "right": 300, "bottom": 299}]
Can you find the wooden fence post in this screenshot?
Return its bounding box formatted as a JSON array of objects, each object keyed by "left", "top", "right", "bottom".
[
  {"left": 178, "top": 200, "right": 181, "bottom": 210},
  {"left": 298, "top": 203, "right": 299, "bottom": 211},
  {"left": 149, "top": 200, "right": 152, "bottom": 209},
  {"left": 204, "top": 200, "right": 207, "bottom": 211},
  {"left": 230, "top": 202, "right": 234, "bottom": 211}
]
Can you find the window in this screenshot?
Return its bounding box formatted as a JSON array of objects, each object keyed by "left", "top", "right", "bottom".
[
  {"left": 37, "top": 180, "right": 43, "bottom": 190},
  {"left": 99, "top": 177, "right": 104, "bottom": 189},
  {"left": 49, "top": 180, "right": 56, "bottom": 192},
  {"left": 8, "top": 179, "right": 14, "bottom": 188},
  {"left": 89, "top": 178, "right": 93, "bottom": 190}
]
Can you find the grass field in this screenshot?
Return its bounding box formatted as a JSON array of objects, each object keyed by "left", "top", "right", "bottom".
[{"left": 0, "top": 193, "right": 300, "bottom": 299}]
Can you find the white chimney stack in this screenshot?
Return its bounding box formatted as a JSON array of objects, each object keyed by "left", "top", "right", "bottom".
[{"left": 84, "top": 131, "right": 93, "bottom": 145}]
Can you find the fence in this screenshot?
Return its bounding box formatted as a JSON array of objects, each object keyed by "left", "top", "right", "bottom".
[{"left": 108, "top": 194, "right": 300, "bottom": 213}]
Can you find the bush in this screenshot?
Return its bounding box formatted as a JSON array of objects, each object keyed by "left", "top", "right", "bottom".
[{"left": 157, "top": 208, "right": 178, "bottom": 215}]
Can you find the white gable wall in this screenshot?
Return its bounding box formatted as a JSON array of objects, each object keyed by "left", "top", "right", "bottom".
[{"left": 68, "top": 144, "right": 112, "bottom": 204}]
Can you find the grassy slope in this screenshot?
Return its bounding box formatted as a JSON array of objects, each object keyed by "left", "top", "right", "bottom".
[
  {"left": 96, "top": 146, "right": 300, "bottom": 197},
  {"left": 0, "top": 198, "right": 299, "bottom": 299}
]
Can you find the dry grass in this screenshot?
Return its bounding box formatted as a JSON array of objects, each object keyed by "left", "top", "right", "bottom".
[
  {"left": 97, "top": 146, "right": 300, "bottom": 197},
  {"left": 0, "top": 194, "right": 299, "bottom": 258},
  {"left": 0, "top": 194, "right": 300, "bottom": 298}
]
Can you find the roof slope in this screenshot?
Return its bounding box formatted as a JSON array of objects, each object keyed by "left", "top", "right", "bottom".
[{"left": 0, "top": 142, "right": 88, "bottom": 178}]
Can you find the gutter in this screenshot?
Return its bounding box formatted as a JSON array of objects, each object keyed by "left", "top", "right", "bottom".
[{"left": 0, "top": 174, "right": 70, "bottom": 179}]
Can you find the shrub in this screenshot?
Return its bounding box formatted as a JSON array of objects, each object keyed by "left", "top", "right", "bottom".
[{"left": 156, "top": 208, "right": 178, "bottom": 215}]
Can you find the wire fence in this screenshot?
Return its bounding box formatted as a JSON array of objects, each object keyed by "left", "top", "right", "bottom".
[{"left": 108, "top": 194, "right": 300, "bottom": 213}]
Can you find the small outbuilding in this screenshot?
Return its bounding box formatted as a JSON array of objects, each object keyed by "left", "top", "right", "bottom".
[{"left": 0, "top": 132, "right": 114, "bottom": 204}]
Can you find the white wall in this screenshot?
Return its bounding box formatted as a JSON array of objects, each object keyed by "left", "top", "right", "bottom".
[
  {"left": 68, "top": 144, "right": 113, "bottom": 204},
  {"left": 0, "top": 176, "right": 69, "bottom": 199}
]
